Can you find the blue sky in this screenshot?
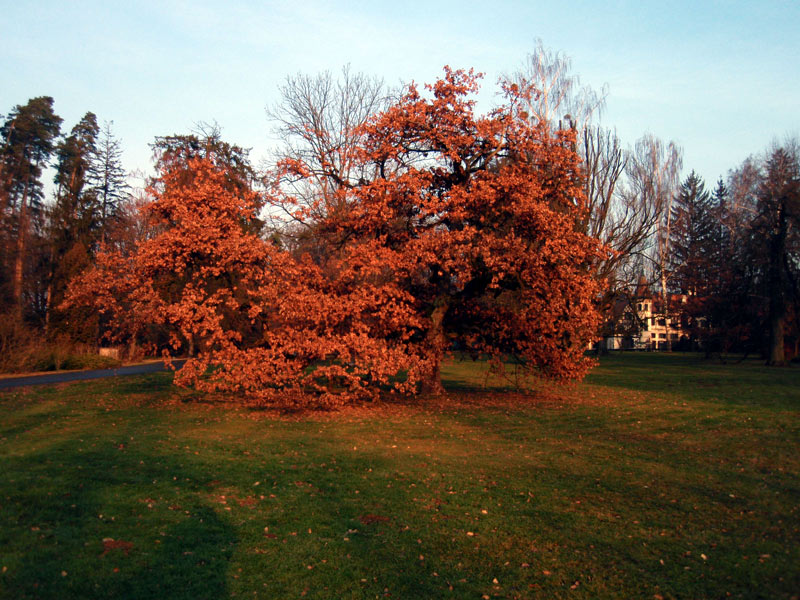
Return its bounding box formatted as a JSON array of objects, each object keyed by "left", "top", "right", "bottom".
[{"left": 2, "top": 0, "right": 798, "bottom": 188}]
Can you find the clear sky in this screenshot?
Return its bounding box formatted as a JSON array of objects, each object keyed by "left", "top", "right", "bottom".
[{"left": 2, "top": 0, "right": 798, "bottom": 189}]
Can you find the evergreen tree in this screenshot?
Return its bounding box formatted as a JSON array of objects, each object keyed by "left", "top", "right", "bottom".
[
  {"left": 151, "top": 126, "right": 262, "bottom": 236},
  {"left": 52, "top": 112, "right": 100, "bottom": 245},
  {"left": 665, "top": 171, "right": 718, "bottom": 347},
  {"left": 702, "top": 177, "right": 754, "bottom": 353},
  {"left": 0, "top": 97, "right": 62, "bottom": 321},
  {"left": 669, "top": 171, "right": 716, "bottom": 297},
  {"left": 91, "top": 121, "right": 128, "bottom": 243},
  {"left": 710, "top": 178, "right": 729, "bottom": 278},
  {"left": 47, "top": 112, "right": 101, "bottom": 338}
]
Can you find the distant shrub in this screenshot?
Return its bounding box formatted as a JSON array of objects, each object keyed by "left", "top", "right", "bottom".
[
  {"left": 0, "top": 318, "right": 121, "bottom": 374},
  {"left": 29, "top": 347, "right": 120, "bottom": 372}
]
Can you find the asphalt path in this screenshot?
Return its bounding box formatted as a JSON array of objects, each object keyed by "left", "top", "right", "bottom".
[{"left": 0, "top": 359, "right": 187, "bottom": 390}]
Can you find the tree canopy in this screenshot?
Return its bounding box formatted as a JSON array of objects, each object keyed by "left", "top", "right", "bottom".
[{"left": 340, "top": 68, "right": 601, "bottom": 388}]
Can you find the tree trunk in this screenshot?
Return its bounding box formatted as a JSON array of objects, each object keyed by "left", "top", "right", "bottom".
[
  {"left": 766, "top": 203, "right": 788, "bottom": 366},
  {"left": 45, "top": 248, "right": 55, "bottom": 333},
  {"left": 420, "top": 360, "right": 445, "bottom": 396},
  {"left": 659, "top": 198, "right": 673, "bottom": 352},
  {"left": 767, "top": 309, "right": 785, "bottom": 366},
  {"left": 420, "top": 300, "right": 449, "bottom": 396},
  {"left": 12, "top": 175, "right": 31, "bottom": 322}
]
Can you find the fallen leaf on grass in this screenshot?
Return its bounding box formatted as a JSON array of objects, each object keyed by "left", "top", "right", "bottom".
[
  {"left": 101, "top": 538, "right": 134, "bottom": 557},
  {"left": 359, "top": 514, "right": 391, "bottom": 525}
]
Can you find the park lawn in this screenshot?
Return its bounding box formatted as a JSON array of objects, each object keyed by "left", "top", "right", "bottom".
[{"left": 0, "top": 353, "right": 797, "bottom": 599}]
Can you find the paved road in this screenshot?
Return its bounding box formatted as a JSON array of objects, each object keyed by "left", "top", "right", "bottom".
[{"left": 0, "top": 360, "right": 186, "bottom": 390}]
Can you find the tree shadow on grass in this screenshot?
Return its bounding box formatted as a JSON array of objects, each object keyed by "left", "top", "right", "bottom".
[
  {"left": 0, "top": 440, "right": 236, "bottom": 599},
  {"left": 108, "top": 372, "right": 176, "bottom": 397}
]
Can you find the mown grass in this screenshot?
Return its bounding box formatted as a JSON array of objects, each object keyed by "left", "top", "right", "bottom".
[{"left": 0, "top": 353, "right": 797, "bottom": 599}]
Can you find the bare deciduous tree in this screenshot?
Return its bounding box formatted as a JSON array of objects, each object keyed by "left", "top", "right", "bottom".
[
  {"left": 267, "top": 65, "right": 390, "bottom": 250},
  {"left": 625, "top": 134, "right": 683, "bottom": 347},
  {"left": 505, "top": 38, "right": 607, "bottom": 134}
]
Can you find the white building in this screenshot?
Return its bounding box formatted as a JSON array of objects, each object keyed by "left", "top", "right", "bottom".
[{"left": 599, "top": 280, "right": 688, "bottom": 351}]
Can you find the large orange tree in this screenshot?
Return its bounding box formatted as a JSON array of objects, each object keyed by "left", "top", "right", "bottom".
[
  {"left": 69, "top": 69, "right": 600, "bottom": 405},
  {"left": 285, "top": 68, "right": 601, "bottom": 393}
]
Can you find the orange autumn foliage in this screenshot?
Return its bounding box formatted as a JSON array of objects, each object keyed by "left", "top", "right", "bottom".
[
  {"left": 293, "top": 68, "right": 601, "bottom": 390},
  {"left": 65, "top": 156, "right": 425, "bottom": 406},
  {"left": 67, "top": 69, "right": 600, "bottom": 406}
]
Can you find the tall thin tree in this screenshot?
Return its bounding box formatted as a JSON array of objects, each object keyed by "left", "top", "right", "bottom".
[
  {"left": 47, "top": 112, "right": 101, "bottom": 336},
  {"left": 91, "top": 121, "right": 129, "bottom": 243},
  {"left": 0, "top": 97, "right": 62, "bottom": 321}
]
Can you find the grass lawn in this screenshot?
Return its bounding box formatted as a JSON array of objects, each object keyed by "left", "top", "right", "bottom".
[{"left": 0, "top": 353, "right": 798, "bottom": 599}]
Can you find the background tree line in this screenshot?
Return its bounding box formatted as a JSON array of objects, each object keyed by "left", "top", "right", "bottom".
[
  {"left": 0, "top": 98, "right": 131, "bottom": 369},
  {"left": 512, "top": 42, "right": 799, "bottom": 364},
  {"left": 1, "top": 43, "right": 797, "bottom": 384}
]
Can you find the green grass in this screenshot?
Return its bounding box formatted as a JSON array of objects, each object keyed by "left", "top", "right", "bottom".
[{"left": 0, "top": 353, "right": 797, "bottom": 599}]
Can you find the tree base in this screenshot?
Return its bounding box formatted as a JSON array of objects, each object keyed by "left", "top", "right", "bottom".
[{"left": 420, "top": 376, "right": 446, "bottom": 397}]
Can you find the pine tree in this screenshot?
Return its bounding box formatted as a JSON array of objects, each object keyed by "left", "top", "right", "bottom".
[
  {"left": 0, "top": 97, "right": 62, "bottom": 321},
  {"left": 666, "top": 171, "right": 718, "bottom": 347},
  {"left": 717, "top": 143, "right": 800, "bottom": 361},
  {"left": 47, "top": 112, "right": 101, "bottom": 338},
  {"left": 669, "top": 171, "right": 716, "bottom": 297},
  {"left": 710, "top": 179, "right": 728, "bottom": 274},
  {"left": 52, "top": 112, "right": 100, "bottom": 246},
  {"left": 701, "top": 178, "right": 747, "bottom": 353},
  {"left": 91, "top": 121, "right": 128, "bottom": 243}
]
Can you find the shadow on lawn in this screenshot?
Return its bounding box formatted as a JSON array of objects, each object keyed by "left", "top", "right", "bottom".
[
  {"left": 109, "top": 372, "right": 176, "bottom": 397},
  {"left": 0, "top": 439, "right": 236, "bottom": 600}
]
